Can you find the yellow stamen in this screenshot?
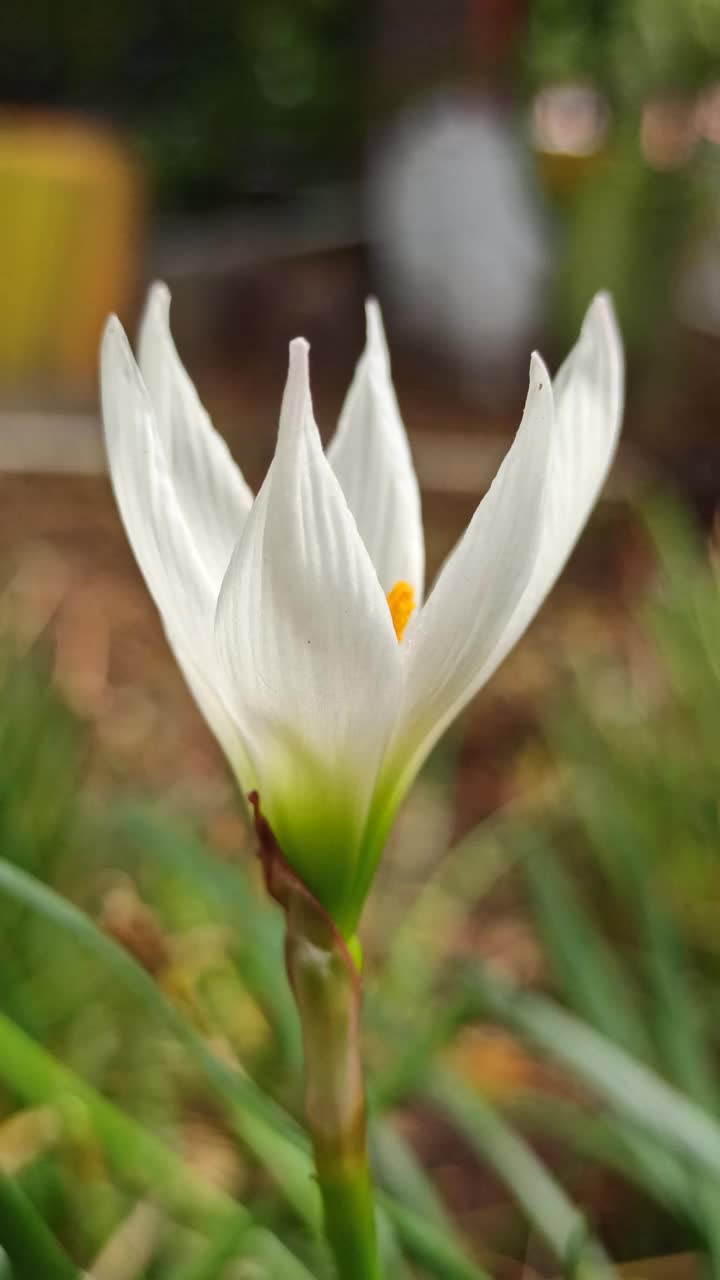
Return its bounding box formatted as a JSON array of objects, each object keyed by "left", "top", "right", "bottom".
[{"left": 386, "top": 580, "right": 415, "bottom": 642}]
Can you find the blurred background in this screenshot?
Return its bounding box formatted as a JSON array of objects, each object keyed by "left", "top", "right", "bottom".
[{"left": 2, "top": 3, "right": 720, "bottom": 1278}]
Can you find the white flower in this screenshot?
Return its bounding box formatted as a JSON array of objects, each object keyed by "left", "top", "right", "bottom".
[{"left": 100, "top": 285, "right": 623, "bottom": 937}]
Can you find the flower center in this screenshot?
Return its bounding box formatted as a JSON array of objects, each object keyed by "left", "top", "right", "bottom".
[{"left": 386, "top": 580, "right": 415, "bottom": 642}]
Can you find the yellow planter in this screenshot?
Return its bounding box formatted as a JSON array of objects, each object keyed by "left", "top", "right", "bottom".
[{"left": 0, "top": 110, "right": 144, "bottom": 395}]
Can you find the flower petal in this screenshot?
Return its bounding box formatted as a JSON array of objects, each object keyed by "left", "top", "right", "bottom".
[
  {"left": 375, "top": 293, "right": 623, "bottom": 833},
  {"left": 215, "top": 338, "right": 402, "bottom": 931},
  {"left": 327, "top": 299, "right": 425, "bottom": 601},
  {"left": 101, "top": 317, "right": 247, "bottom": 774},
  {"left": 383, "top": 352, "right": 555, "bottom": 796},
  {"left": 101, "top": 317, "right": 210, "bottom": 637},
  {"left": 168, "top": 631, "right": 255, "bottom": 787},
  {"left": 470, "top": 291, "right": 624, "bottom": 685},
  {"left": 138, "top": 282, "right": 253, "bottom": 588}
]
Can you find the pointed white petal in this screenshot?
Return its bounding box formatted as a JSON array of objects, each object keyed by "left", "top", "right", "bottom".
[
  {"left": 101, "top": 316, "right": 211, "bottom": 637},
  {"left": 472, "top": 291, "right": 624, "bottom": 681},
  {"left": 379, "top": 294, "right": 623, "bottom": 816},
  {"left": 215, "top": 339, "right": 401, "bottom": 927},
  {"left": 138, "top": 282, "right": 253, "bottom": 588},
  {"left": 327, "top": 299, "right": 425, "bottom": 601},
  {"left": 168, "top": 631, "right": 255, "bottom": 786},
  {"left": 383, "top": 355, "right": 555, "bottom": 792},
  {"left": 101, "top": 317, "right": 247, "bottom": 770}
]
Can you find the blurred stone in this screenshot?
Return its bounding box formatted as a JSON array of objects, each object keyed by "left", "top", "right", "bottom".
[{"left": 369, "top": 89, "right": 550, "bottom": 403}]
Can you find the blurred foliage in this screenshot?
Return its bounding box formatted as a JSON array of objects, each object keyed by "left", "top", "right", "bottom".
[
  {"left": 525, "top": 0, "right": 720, "bottom": 96},
  {"left": 0, "top": 0, "right": 363, "bottom": 208},
  {"left": 524, "top": 0, "right": 720, "bottom": 353},
  {"left": 539, "top": 501, "right": 720, "bottom": 960},
  {"left": 3, "top": 502, "right": 720, "bottom": 1276},
  {"left": 457, "top": 502, "right": 720, "bottom": 1269}
]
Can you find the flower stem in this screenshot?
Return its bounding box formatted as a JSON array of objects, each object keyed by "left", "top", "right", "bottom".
[
  {"left": 316, "top": 1163, "right": 380, "bottom": 1280},
  {"left": 250, "top": 793, "right": 381, "bottom": 1278},
  {"left": 286, "top": 915, "right": 380, "bottom": 1280}
]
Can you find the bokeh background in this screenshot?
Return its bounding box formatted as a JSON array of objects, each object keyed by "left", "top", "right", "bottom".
[
  {"left": 2, "top": 3, "right": 720, "bottom": 1278},
  {"left": 4, "top": 0, "right": 720, "bottom": 824}
]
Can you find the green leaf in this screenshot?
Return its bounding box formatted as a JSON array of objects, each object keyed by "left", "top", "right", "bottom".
[
  {"left": 0, "top": 1010, "right": 245, "bottom": 1232},
  {"left": 524, "top": 847, "right": 654, "bottom": 1064},
  {"left": 0, "top": 1170, "right": 80, "bottom": 1280},
  {"left": 461, "top": 967, "right": 720, "bottom": 1184},
  {"left": 0, "top": 857, "right": 489, "bottom": 1278},
  {"left": 0, "top": 1013, "right": 317, "bottom": 1278},
  {"left": 0, "top": 857, "right": 321, "bottom": 1231},
  {"left": 426, "top": 1069, "right": 615, "bottom": 1279},
  {"left": 508, "top": 1092, "right": 694, "bottom": 1217},
  {"left": 370, "top": 1120, "right": 458, "bottom": 1238},
  {"left": 112, "top": 803, "right": 302, "bottom": 1070},
  {"left": 379, "top": 1194, "right": 493, "bottom": 1280},
  {"left": 168, "top": 1219, "right": 314, "bottom": 1280}
]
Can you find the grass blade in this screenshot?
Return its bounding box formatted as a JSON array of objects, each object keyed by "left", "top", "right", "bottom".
[
  {"left": 168, "top": 1219, "right": 314, "bottom": 1280},
  {"left": 371, "top": 1119, "right": 458, "bottom": 1238},
  {"left": 426, "top": 1069, "right": 615, "bottom": 1279},
  {"left": 0, "top": 857, "right": 320, "bottom": 1229},
  {"left": 379, "top": 1194, "right": 493, "bottom": 1280},
  {"left": 461, "top": 967, "right": 720, "bottom": 1184},
  {"left": 0, "top": 862, "right": 503, "bottom": 1276},
  {"left": 0, "top": 1170, "right": 80, "bottom": 1280},
  {"left": 524, "top": 849, "right": 653, "bottom": 1063},
  {"left": 112, "top": 804, "right": 301, "bottom": 1070},
  {"left": 508, "top": 1093, "right": 693, "bottom": 1216},
  {"left": 0, "top": 1013, "right": 318, "bottom": 1277}
]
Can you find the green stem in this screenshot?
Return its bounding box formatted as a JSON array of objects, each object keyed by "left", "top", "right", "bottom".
[
  {"left": 315, "top": 1161, "right": 379, "bottom": 1280},
  {"left": 0, "top": 1170, "right": 80, "bottom": 1280},
  {"left": 250, "top": 797, "right": 381, "bottom": 1279},
  {"left": 285, "top": 903, "right": 380, "bottom": 1280}
]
